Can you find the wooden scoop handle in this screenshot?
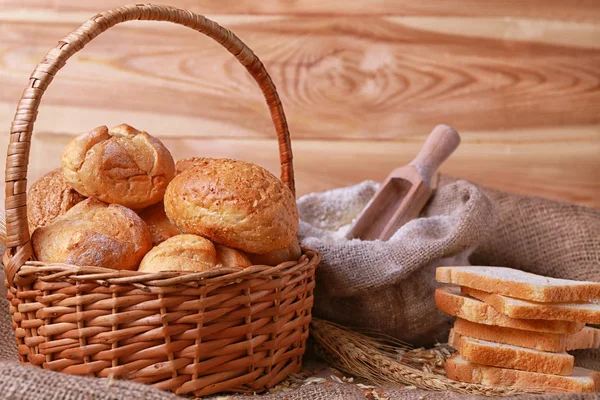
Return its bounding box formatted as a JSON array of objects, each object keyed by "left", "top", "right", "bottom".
[{"left": 410, "top": 124, "right": 461, "bottom": 187}]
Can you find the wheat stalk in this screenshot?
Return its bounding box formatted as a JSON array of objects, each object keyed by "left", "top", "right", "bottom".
[{"left": 310, "top": 318, "right": 545, "bottom": 397}]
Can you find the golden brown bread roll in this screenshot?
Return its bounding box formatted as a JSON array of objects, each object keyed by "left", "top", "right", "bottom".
[
  {"left": 32, "top": 198, "right": 152, "bottom": 270},
  {"left": 61, "top": 124, "right": 175, "bottom": 209},
  {"left": 137, "top": 202, "right": 181, "bottom": 245},
  {"left": 175, "top": 157, "right": 202, "bottom": 175},
  {"left": 27, "top": 169, "right": 86, "bottom": 232},
  {"left": 215, "top": 244, "right": 251, "bottom": 268},
  {"left": 138, "top": 234, "right": 217, "bottom": 273},
  {"left": 164, "top": 158, "right": 298, "bottom": 254},
  {"left": 247, "top": 237, "right": 301, "bottom": 266}
]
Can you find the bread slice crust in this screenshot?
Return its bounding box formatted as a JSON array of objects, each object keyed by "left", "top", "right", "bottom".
[
  {"left": 436, "top": 266, "right": 600, "bottom": 302},
  {"left": 452, "top": 334, "right": 574, "bottom": 376},
  {"left": 435, "top": 287, "right": 584, "bottom": 334},
  {"left": 446, "top": 354, "right": 599, "bottom": 393},
  {"left": 462, "top": 287, "right": 600, "bottom": 324},
  {"left": 453, "top": 318, "right": 597, "bottom": 353}
]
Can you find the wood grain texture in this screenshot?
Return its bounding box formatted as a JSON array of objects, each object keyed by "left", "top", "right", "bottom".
[
  {"left": 2, "top": 126, "right": 597, "bottom": 206},
  {"left": 0, "top": 1, "right": 599, "bottom": 207},
  {"left": 2, "top": 0, "right": 600, "bottom": 20}
]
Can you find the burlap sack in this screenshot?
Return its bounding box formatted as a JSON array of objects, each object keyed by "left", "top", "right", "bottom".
[
  {"left": 471, "top": 184, "right": 600, "bottom": 282},
  {"left": 0, "top": 178, "right": 597, "bottom": 400},
  {"left": 298, "top": 179, "right": 497, "bottom": 347}
]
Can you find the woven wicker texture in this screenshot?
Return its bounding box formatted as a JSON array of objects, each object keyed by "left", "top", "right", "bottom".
[{"left": 3, "top": 3, "right": 319, "bottom": 396}]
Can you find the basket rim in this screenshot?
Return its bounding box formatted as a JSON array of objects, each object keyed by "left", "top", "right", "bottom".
[{"left": 8, "top": 246, "right": 320, "bottom": 288}]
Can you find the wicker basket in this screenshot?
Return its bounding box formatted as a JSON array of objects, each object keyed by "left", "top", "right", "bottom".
[{"left": 3, "top": 4, "right": 320, "bottom": 397}]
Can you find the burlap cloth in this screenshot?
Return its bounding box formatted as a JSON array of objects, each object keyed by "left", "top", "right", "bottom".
[
  {"left": 298, "top": 179, "right": 495, "bottom": 347},
  {"left": 0, "top": 177, "right": 598, "bottom": 399}
]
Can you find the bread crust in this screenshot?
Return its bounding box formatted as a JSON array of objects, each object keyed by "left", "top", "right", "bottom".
[
  {"left": 462, "top": 286, "right": 600, "bottom": 324},
  {"left": 247, "top": 237, "right": 301, "bottom": 266},
  {"left": 453, "top": 318, "right": 596, "bottom": 353},
  {"left": 61, "top": 124, "right": 175, "bottom": 209},
  {"left": 446, "top": 354, "right": 599, "bottom": 393},
  {"left": 436, "top": 266, "right": 600, "bottom": 302},
  {"left": 175, "top": 157, "right": 203, "bottom": 175},
  {"left": 137, "top": 202, "right": 181, "bottom": 246},
  {"left": 138, "top": 234, "right": 217, "bottom": 273},
  {"left": 27, "top": 169, "right": 86, "bottom": 232},
  {"left": 215, "top": 244, "right": 251, "bottom": 269},
  {"left": 31, "top": 198, "right": 152, "bottom": 270},
  {"left": 457, "top": 335, "right": 574, "bottom": 376},
  {"left": 435, "top": 287, "right": 584, "bottom": 334},
  {"left": 164, "top": 158, "right": 298, "bottom": 254}
]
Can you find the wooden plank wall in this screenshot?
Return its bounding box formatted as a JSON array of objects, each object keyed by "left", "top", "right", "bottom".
[{"left": 1, "top": 1, "right": 599, "bottom": 207}]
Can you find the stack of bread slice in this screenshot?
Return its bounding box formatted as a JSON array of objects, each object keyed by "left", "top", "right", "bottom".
[{"left": 435, "top": 266, "right": 600, "bottom": 393}]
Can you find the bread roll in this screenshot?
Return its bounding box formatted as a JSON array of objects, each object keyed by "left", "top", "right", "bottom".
[
  {"left": 165, "top": 158, "right": 298, "bottom": 254},
  {"left": 61, "top": 124, "right": 175, "bottom": 209},
  {"left": 175, "top": 157, "right": 202, "bottom": 175},
  {"left": 32, "top": 198, "right": 152, "bottom": 270},
  {"left": 215, "top": 244, "right": 251, "bottom": 268},
  {"left": 27, "top": 169, "right": 86, "bottom": 232},
  {"left": 137, "top": 202, "right": 181, "bottom": 245},
  {"left": 138, "top": 234, "right": 217, "bottom": 273},
  {"left": 248, "top": 237, "right": 301, "bottom": 266}
]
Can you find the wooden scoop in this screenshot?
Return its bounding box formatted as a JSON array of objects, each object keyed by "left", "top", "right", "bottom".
[{"left": 346, "top": 124, "right": 461, "bottom": 241}]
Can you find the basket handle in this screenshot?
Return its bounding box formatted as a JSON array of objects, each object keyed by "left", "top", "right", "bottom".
[{"left": 4, "top": 4, "right": 295, "bottom": 286}]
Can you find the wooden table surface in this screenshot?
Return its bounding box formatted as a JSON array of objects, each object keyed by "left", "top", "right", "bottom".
[{"left": 1, "top": 1, "right": 599, "bottom": 207}]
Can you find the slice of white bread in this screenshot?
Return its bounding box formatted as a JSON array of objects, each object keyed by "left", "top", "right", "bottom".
[
  {"left": 446, "top": 354, "right": 600, "bottom": 393},
  {"left": 453, "top": 318, "right": 598, "bottom": 353},
  {"left": 451, "top": 333, "right": 574, "bottom": 375},
  {"left": 436, "top": 266, "right": 600, "bottom": 302},
  {"left": 462, "top": 286, "right": 600, "bottom": 324},
  {"left": 435, "top": 287, "right": 584, "bottom": 334},
  {"left": 448, "top": 328, "right": 457, "bottom": 349}
]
